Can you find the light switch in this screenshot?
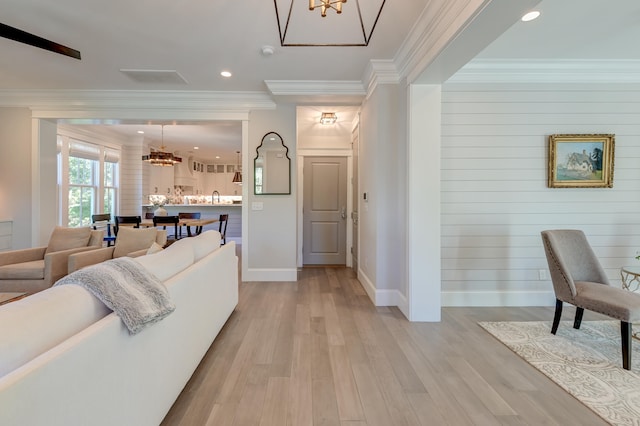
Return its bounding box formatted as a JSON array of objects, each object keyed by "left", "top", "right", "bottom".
[{"left": 252, "top": 202, "right": 264, "bottom": 211}]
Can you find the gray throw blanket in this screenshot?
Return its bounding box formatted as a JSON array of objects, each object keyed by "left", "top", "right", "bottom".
[{"left": 55, "top": 257, "right": 175, "bottom": 335}]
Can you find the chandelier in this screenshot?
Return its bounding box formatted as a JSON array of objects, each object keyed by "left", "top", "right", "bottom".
[
  {"left": 274, "top": 0, "right": 386, "bottom": 46},
  {"left": 309, "top": 0, "right": 346, "bottom": 17},
  {"left": 142, "top": 125, "right": 182, "bottom": 167}
]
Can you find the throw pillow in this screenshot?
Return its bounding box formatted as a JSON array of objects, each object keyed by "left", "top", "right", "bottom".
[
  {"left": 192, "top": 230, "right": 221, "bottom": 261},
  {"left": 146, "top": 242, "right": 164, "bottom": 255},
  {"left": 135, "top": 242, "right": 195, "bottom": 282},
  {"left": 45, "top": 226, "right": 92, "bottom": 254},
  {"left": 113, "top": 227, "right": 159, "bottom": 258}
]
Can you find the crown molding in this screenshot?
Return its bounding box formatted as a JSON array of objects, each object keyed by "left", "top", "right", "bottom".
[
  {"left": 0, "top": 90, "right": 276, "bottom": 119},
  {"left": 363, "top": 60, "right": 400, "bottom": 98},
  {"left": 394, "top": 0, "right": 488, "bottom": 85},
  {"left": 264, "top": 80, "right": 365, "bottom": 96},
  {"left": 264, "top": 80, "right": 366, "bottom": 104},
  {"left": 448, "top": 59, "right": 640, "bottom": 83}
]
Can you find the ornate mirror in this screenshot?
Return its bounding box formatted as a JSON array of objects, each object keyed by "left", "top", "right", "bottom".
[{"left": 254, "top": 132, "right": 291, "bottom": 195}]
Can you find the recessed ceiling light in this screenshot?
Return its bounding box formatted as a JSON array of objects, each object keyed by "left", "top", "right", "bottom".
[
  {"left": 521, "top": 11, "right": 540, "bottom": 22},
  {"left": 220, "top": 70, "right": 232, "bottom": 78},
  {"left": 137, "top": 130, "right": 145, "bottom": 134},
  {"left": 215, "top": 156, "right": 220, "bottom": 159}
]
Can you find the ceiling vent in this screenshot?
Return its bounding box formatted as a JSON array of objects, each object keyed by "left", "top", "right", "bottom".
[{"left": 119, "top": 69, "right": 188, "bottom": 84}]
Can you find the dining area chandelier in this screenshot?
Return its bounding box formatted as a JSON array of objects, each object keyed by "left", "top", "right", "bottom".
[{"left": 142, "top": 125, "right": 182, "bottom": 167}]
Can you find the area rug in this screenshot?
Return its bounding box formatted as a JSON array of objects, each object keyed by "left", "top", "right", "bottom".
[{"left": 479, "top": 321, "right": 640, "bottom": 425}]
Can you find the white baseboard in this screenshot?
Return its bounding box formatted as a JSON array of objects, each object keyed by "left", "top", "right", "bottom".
[
  {"left": 358, "top": 269, "right": 409, "bottom": 315},
  {"left": 358, "top": 272, "right": 555, "bottom": 317},
  {"left": 242, "top": 268, "right": 297, "bottom": 282},
  {"left": 442, "top": 291, "right": 556, "bottom": 307}
]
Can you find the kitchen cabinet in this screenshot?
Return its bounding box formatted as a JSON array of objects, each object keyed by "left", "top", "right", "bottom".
[
  {"left": 206, "top": 165, "right": 236, "bottom": 196},
  {"left": 184, "top": 163, "right": 242, "bottom": 196},
  {"left": 149, "top": 164, "right": 174, "bottom": 195}
]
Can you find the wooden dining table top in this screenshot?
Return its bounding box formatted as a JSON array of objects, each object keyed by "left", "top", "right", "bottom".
[
  {"left": 117, "top": 218, "right": 218, "bottom": 227},
  {"left": 140, "top": 218, "right": 219, "bottom": 227}
]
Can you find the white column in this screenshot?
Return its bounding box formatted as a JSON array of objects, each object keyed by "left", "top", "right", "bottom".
[
  {"left": 32, "top": 118, "right": 58, "bottom": 246},
  {"left": 407, "top": 84, "right": 441, "bottom": 321}
]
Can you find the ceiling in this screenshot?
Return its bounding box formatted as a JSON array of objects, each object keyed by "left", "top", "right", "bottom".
[
  {"left": 0, "top": 0, "right": 427, "bottom": 91},
  {"left": 3, "top": 0, "right": 640, "bottom": 160},
  {"left": 475, "top": 0, "right": 640, "bottom": 61}
]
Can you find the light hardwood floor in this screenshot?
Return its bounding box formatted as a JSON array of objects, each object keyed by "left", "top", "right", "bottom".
[{"left": 161, "top": 266, "right": 607, "bottom": 425}]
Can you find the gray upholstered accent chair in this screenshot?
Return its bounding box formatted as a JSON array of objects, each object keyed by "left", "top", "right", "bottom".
[
  {"left": 68, "top": 227, "right": 167, "bottom": 273},
  {"left": 541, "top": 229, "right": 640, "bottom": 370},
  {"left": 0, "top": 226, "right": 104, "bottom": 295}
]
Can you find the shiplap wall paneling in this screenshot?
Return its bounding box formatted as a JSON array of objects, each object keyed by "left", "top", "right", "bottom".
[
  {"left": 120, "top": 145, "right": 143, "bottom": 216},
  {"left": 441, "top": 83, "right": 640, "bottom": 306}
]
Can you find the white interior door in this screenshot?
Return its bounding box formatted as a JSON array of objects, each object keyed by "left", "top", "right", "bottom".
[{"left": 303, "top": 156, "right": 348, "bottom": 265}]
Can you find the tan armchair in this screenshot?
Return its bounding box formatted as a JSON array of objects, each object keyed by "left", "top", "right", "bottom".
[
  {"left": 0, "top": 226, "right": 104, "bottom": 294},
  {"left": 541, "top": 229, "right": 640, "bottom": 370},
  {"left": 68, "top": 227, "right": 167, "bottom": 273}
]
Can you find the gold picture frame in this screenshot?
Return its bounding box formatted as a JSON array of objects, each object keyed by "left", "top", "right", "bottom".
[{"left": 548, "top": 134, "right": 615, "bottom": 188}]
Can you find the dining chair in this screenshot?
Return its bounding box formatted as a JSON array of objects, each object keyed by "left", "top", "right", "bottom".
[
  {"left": 541, "top": 229, "right": 640, "bottom": 370},
  {"left": 91, "top": 213, "right": 116, "bottom": 247},
  {"left": 178, "top": 212, "right": 201, "bottom": 238},
  {"left": 153, "top": 215, "right": 180, "bottom": 243},
  {"left": 218, "top": 214, "right": 228, "bottom": 245},
  {"left": 114, "top": 215, "right": 141, "bottom": 236}
]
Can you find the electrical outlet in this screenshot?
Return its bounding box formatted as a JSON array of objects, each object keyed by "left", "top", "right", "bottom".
[{"left": 539, "top": 269, "right": 548, "bottom": 280}]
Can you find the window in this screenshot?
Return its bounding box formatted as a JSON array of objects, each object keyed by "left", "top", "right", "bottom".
[
  {"left": 57, "top": 136, "right": 120, "bottom": 227},
  {"left": 68, "top": 156, "right": 97, "bottom": 227},
  {"left": 103, "top": 148, "right": 119, "bottom": 219}
]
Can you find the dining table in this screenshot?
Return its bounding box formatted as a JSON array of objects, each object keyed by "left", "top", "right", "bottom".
[
  {"left": 150, "top": 218, "right": 218, "bottom": 237},
  {"left": 120, "top": 217, "right": 219, "bottom": 237}
]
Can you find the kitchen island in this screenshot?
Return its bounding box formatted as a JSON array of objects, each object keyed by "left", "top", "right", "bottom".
[{"left": 142, "top": 204, "right": 241, "bottom": 243}]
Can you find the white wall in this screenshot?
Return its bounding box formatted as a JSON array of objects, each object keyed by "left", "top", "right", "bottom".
[
  {"left": 441, "top": 82, "right": 640, "bottom": 306},
  {"left": 245, "top": 104, "right": 298, "bottom": 281},
  {"left": 0, "top": 108, "right": 32, "bottom": 249},
  {"left": 32, "top": 119, "right": 58, "bottom": 246},
  {"left": 358, "top": 84, "right": 410, "bottom": 307},
  {"left": 359, "top": 90, "right": 381, "bottom": 287}
]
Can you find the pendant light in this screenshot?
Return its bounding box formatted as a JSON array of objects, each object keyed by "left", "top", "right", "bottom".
[
  {"left": 141, "top": 125, "right": 182, "bottom": 166},
  {"left": 232, "top": 151, "right": 242, "bottom": 184}
]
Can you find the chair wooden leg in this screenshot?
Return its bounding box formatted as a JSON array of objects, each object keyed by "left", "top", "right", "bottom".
[
  {"left": 573, "top": 307, "right": 584, "bottom": 330},
  {"left": 622, "top": 321, "right": 632, "bottom": 370},
  {"left": 551, "top": 299, "right": 563, "bottom": 335}
]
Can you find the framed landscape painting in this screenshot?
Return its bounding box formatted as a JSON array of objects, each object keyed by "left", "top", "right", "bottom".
[{"left": 548, "top": 134, "right": 615, "bottom": 188}]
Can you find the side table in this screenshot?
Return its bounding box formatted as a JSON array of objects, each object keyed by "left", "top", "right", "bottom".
[
  {"left": 620, "top": 266, "right": 640, "bottom": 339},
  {"left": 621, "top": 266, "right": 640, "bottom": 292}
]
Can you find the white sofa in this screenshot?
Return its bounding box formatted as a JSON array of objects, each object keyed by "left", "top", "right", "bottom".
[{"left": 0, "top": 230, "right": 238, "bottom": 426}]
